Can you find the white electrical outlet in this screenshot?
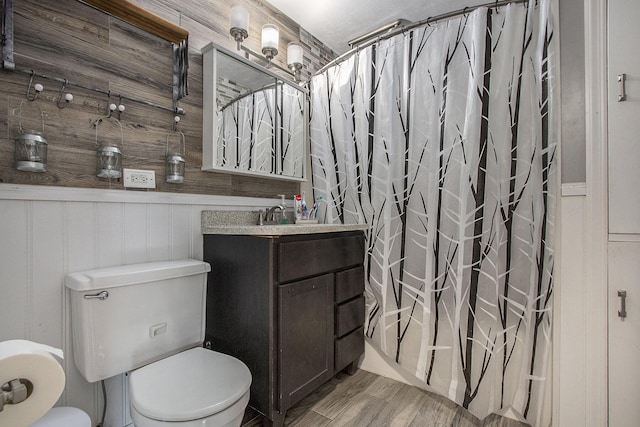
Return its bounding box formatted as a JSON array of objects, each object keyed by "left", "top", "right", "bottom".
[{"left": 123, "top": 169, "right": 156, "bottom": 189}]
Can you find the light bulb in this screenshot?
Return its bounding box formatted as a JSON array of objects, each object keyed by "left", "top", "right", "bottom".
[
  {"left": 261, "top": 24, "right": 279, "bottom": 59},
  {"left": 230, "top": 4, "right": 249, "bottom": 45},
  {"left": 287, "top": 42, "right": 303, "bottom": 67}
]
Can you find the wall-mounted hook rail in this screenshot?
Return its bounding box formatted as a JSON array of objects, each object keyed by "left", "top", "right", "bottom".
[
  {"left": 2, "top": 0, "right": 16, "bottom": 70},
  {"left": 16, "top": 68, "right": 186, "bottom": 116}
]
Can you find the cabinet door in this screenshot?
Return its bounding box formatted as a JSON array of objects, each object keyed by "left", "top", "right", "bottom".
[
  {"left": 608, "top": 0, "right": 640, "bottom": 233},
  {"left": 278, "top": 274, "right": 334, "bottom": 411},
  {"left": 608, "top": 242, "right": 640, "bottom": 426}
]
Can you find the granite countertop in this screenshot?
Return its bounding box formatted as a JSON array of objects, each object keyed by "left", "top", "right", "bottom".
[{"left": 201, "top": 210, "right": 369, "bottom": 236}]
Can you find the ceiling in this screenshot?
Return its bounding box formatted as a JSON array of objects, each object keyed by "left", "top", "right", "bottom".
[{"left": 266, "top": 0, "right": 484, "bottom": 54}]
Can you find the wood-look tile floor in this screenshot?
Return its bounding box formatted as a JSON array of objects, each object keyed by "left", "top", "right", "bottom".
[{"left": 241, "top": 370, "right": 530, "bottom": 427}]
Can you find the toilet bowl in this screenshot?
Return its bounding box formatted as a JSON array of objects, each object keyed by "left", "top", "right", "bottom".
[
  {"left": 29, "top": 407, "right": 91, "bottom": 427},
  {"left": 64, "top": 260, "right": 251, "bottom": 427},
  {"left": 128, "top": 347, "right": 250, "bottom": 427}
]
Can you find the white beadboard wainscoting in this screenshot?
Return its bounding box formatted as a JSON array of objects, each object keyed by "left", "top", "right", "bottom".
[
  {"left": 0, "top": 184, "right": 283, "bottom": 426},
  {"left": 0, "top": 183, "right": 589, "bottom": 427}
]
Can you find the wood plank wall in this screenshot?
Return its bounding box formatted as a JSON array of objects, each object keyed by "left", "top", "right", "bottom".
[{"left": 0, "top": 0, "right": 336, "bottom": 198}]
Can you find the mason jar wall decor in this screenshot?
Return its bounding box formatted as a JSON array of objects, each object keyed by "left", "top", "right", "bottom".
[
  {"left": 14, "top": 103, "right": 48, "bottom": 172},
  {"left": 94, "top": 117, "right": 124, "bottom": 179},
  {"left": 165, "top": 131, "right": 186, "bottom": 183}
]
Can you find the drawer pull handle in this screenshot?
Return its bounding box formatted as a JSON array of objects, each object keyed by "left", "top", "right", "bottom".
[
  {"left": 618, "top": 290, "right": 627, "bottom": 319},
  {"left": 618, "top": 73, "right": 627, "bottom": 102}
]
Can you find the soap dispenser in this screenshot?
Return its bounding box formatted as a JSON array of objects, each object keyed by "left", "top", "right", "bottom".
[{"left": 277, "top": 194, "right": 288, "bottom": 224}]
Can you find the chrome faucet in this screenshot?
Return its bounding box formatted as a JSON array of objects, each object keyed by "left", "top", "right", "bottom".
[
  {"left": 258, "top": 195, "right": 288, "bottom": 225},
  {"left": 263, "top": 205, "right": 285, "bottom": 224}
]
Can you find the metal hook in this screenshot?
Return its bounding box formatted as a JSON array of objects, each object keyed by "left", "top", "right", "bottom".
[
  {"left": 102, "top": 91, "right": 115, "bottom": 118},
  {"left": 93, "top": 93, "right": 117, "bottom": 127},
  {"left": 26, "top": 71, "right": 44, "bottom": 101},
  {"left": 56, "top": 80, "right": 73, "bottom": 109},
  {"left": 116, "top": 95, "right": 125, "bottom": 120},
  {"left": 173, "top": 115, "right": 180, "bottom": 132}
]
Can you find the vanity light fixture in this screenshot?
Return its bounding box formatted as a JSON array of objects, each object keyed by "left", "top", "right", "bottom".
[
  {"left": 287, "top": 42, "right": 303, "bottom": 81},
  {"left": 228, "top": 6, "right": 305, "bottom": 81},
  {"left": 261, "top": 24, "right": 279, "bottom": 61},
  {"left": 229, "top": 4, "right": 249, "bottom": 50}
]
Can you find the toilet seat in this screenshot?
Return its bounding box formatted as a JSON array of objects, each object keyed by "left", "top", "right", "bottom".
[{"left": 129, "top": 347, "right": 251, "bottom": 422}]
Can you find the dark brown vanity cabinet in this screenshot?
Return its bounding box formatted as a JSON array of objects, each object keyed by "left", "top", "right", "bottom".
[{"left": 203, "top": 231, "right": 365, "bottom": 426}]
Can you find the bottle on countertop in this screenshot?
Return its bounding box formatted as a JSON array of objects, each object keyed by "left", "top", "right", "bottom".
[
  {"left": 301, "top": 192, "right": 308, "bottom": 220},
  {"left": 294, "top": 194, "right": 302, "bottom": 221}
]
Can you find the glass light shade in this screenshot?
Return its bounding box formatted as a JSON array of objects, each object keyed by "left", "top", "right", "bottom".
[
  {"left": 15, "top": 131, "right": 47, "bottom": 172},
  {"left": 261, "top": 24, "right": 279, "bottom": 55},
  {"left": 166, "top": 153, "right": 185, "bottom": 183},
  {"left": 287, "top": 42, "right": 303, "bottom": 66},
  {"left": 229, "top": 5, "right": 249, "bottom": 35},
  {"left": 96, "top": 145, "right": 122, "bottom": 179}
]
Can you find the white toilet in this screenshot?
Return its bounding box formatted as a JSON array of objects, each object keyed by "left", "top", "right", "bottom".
[{"left": 64, "top": 259, "right": 251, "bottom": 427}]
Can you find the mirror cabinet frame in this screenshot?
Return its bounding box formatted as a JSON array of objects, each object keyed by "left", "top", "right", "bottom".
[{"left": 201, "top": 42, "right": 308, "bottom": 182}]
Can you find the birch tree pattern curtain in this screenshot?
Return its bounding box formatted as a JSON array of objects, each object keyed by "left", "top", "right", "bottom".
[
  {"left": 309, "top": 1, "right": 556, "bottom": 425},
  {"left": 218, "top": 89, "right": 275, "bottom": 173},
  {"left": 217, "top": 83, "right": 305, "bottom": 177}
]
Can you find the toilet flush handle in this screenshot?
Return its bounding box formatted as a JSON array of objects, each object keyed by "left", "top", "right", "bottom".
[{"left": 84, "top": 290, "right": 109, "bottom": 300}]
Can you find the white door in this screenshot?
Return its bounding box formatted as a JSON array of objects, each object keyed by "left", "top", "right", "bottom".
[{"left": 608, "top": 1, "right": 640, "bottom": 426}]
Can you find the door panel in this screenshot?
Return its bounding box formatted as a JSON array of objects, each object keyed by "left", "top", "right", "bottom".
[
  {"left": 608, "top": 0, "right": 640, "bottom": 234},
  {"left": 608, "top": 242, "right": 640, "bottom": 426},
  {"left": 278, "top": 274, "right": 334, "bottom": 411}
]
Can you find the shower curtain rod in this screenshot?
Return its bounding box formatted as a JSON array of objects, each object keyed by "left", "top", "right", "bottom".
[{"left": 314, "top": 0, "right": 528, "bottom": 77}]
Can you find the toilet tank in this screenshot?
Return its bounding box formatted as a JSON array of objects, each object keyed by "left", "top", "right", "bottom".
[{"left": 64, "top": 259, "right": 211, "bottom": 383}]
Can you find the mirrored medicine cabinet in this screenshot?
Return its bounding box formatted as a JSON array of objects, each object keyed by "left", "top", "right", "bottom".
[{"left": 202, "top": 42, "right": 307, "bottom": 181}]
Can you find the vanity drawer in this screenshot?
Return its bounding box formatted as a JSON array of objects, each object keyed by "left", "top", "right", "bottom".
[
  {"left": 335, "top": 326, "right": 364, "bottom": 372},
  {"left": 336, "top": 296, "right": 365, "bottom": 337},
  {"left": 278, "top": 234, "right": 364, "bottom": 282},
  {"left": 335, "top": 266, "right": 364, "bottom": 303}
]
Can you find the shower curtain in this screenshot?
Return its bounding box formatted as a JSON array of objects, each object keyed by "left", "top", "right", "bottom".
[
  {"left": 309, "top": 1, "right": 556, "bottom": 425},
  {"left": 217, "top": 83, "right": 304, "bottom": 177}
]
